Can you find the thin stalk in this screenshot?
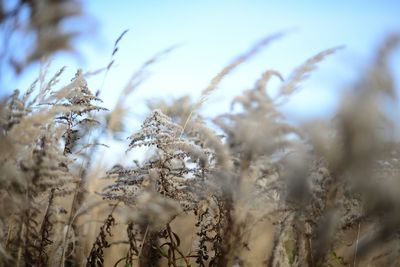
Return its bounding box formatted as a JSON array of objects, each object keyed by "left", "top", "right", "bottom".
[{"left": 353, "top": 223, "right": 361, "bottom": 267}]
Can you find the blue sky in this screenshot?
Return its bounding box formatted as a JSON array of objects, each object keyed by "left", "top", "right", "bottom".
[{"left": 3, "top": 0, "right": 400, "bottom": 122}]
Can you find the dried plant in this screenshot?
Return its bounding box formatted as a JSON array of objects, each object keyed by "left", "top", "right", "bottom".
[
  {"left": 0, "top": 0, "right": 86, "bottom": 76},
  {"left": 1, "top": 8, "right": 400, "bottom": 266}
]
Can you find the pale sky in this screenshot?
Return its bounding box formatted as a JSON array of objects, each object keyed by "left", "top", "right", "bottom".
[{"left": 2, "top": 0, "right": 400, "bottom": 122}]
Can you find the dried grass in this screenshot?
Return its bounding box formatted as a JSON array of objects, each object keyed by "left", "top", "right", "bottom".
[{"left": 1, "top": 5, "right": 400, "bottom": 266}]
